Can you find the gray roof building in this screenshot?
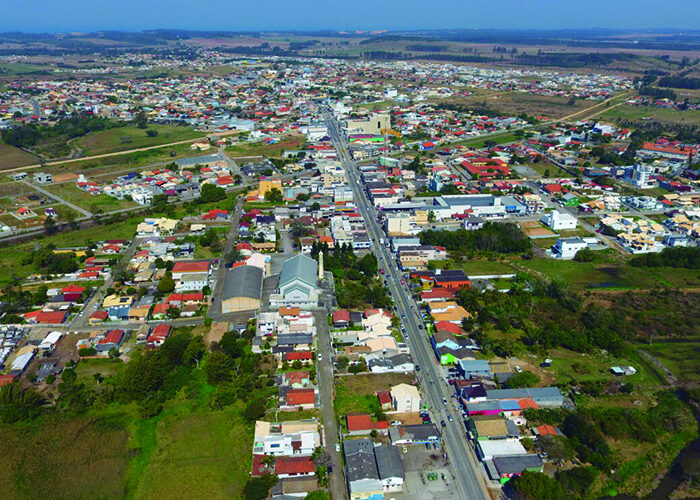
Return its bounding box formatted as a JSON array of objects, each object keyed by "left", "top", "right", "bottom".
[
  {"left": 279, "top": 254, "right": 318, "bottom": 290},
  {"left": 375, "top": 444, "right": 404, "bottom": 481},
  {"left": 344, "top": 438, "right": 379, "bottom": 482},
  {"left": 223, "top": 265, "right": 263, "bottom": 301}
]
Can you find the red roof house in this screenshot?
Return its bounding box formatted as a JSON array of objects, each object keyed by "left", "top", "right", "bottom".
[
  {"left": 346, "top": 413, "right": 389, "bottom": 433},
  {"left": 286, "top": 388, "right": 316, "bottom": 407}
]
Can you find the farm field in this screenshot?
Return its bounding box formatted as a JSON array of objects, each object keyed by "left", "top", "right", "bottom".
[
  {"left": 75, "top": 124, "right": 205, "bottom": 156},
  {"left": 0, "top": 142, "right": 38, "bottom": 170}
]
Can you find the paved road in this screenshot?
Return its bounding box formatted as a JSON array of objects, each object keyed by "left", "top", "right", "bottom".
[
  {"left": 21, "top": 179, "right": 92, "bottom": 217},
  {"left": 314, "top": 310, "right": 348, "bottom": 500},
  {"left": 71, "top": 238, "right": 142, "bottom": 329},
  {"left": 324, "top": 109, "right": 491, "bottom": 500},
  {"left": 210, "top": 196, "right": 244, "bottom": 321}
]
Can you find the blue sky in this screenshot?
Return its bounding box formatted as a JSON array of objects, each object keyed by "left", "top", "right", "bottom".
[{"left": 2, "top": 0, "right": 698, "bottom": 32}]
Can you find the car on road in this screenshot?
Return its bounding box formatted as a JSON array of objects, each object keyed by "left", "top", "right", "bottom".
[
  {"left": 440, "top": 420, "right": 446, "bottom": 427},
  {"left": 400, "top": 278, "right": 405, "bottom": 285},
  {"left": 390, "top": 420, "right": 402, "bottom": 426},
  {"left": 317, "top": 354, "right": 323, "bottom": 361},
  {"left": 380, "top": 268, "right": 385, "bottom": 274},
  {"left": 448, "top": 415, "right": 454, "bottom": 422},
  {"left": 442, "top": 398, "right": 448, "bottom": 405},
  {"left": 415, "top": 365, "right": 421, "bottom": 371},
  {"left": 335, "top": 444, "right": 340, "bottom": 452}
]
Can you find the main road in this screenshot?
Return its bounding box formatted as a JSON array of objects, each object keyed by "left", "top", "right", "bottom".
[{"left": 323, "top": 109, "right": 491, "bottom": 500}]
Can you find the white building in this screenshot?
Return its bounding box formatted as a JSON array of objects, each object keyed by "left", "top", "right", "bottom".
[
  {"left": 552, "top": 237, "right": 588, "bottom": 260},
  {"left": 541, "top": 210, "right": 578, "bottom": 231},
  {"left": 390, "top": 383, "right": 421, "bottom": 413}
]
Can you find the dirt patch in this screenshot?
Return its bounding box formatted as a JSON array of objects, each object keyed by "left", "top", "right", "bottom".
[{"left": 204, "top": 322, "right": 228, "bottom": 347}]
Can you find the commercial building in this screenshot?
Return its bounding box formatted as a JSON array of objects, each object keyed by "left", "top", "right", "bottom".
[{"left": 221, "top": 265, "right": 263, "bottom": 313}]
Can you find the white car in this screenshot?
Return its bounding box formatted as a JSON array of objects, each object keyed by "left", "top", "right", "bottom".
[
  {"left": 317, "top": 353, "right": 323, "bottom": 361},
  {"left": 514, "top": 365, "right": 523, "bottom": 373},
  {"left": 390, "top": 420, "right": 402, "bottom": 426}
]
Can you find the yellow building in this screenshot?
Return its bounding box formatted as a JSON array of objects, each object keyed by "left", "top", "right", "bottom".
[{"left": 248, "top": 177, "right": 283, "bottom": 200}]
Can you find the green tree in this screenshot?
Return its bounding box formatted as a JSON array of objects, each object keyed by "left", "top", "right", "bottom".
[
  {"left": 199, "top": 183, "right": 227, "bottom": 203},
  {"left": 205, "top": 352, "right": 233, "bottom": 384},
  {"left": 244, "top": 474, "right": 278, "bottom": 500},
  {"left": 158, "top": 273, "right": 175, "bottom": 293},
  {"left": 134, "top": 110, "right": 148, "bottom": 129},
  {"left": 244, "top": 396, "right": 267, "bottom": 421},
  {"left": 573, "top": 247, "right": 596, "bottom": 262},
  {"left": 507, "top": 371, "right": 540, "bottom": 388},
  {"left": 305, "top": 491, "right": 330, "bottom": 500},
  {"left": 358, "top": 253, "right": 378, "bottom": 277},
  {"left": 507, "top": 470, "right": 564, "bottom": 500},
  {"left": 265, "top": 187, "right": 283, "bottom": 203},
  {"left": 555, "top": 466, "right": 597, "bottom": 497}
]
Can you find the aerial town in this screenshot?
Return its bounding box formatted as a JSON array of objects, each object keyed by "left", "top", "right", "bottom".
[{"left": 0, "top": 12, "right": 699, "bottom": 500}]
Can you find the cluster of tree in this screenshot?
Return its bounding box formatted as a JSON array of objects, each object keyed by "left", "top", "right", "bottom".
[
  {"left": 458, "top": 277, "right": 630, "bottom": 357},
  {"left": 310, "top": 243, "right": 389, "bottom": 309},
  {"left": 265, "top": 188, "right": 283, "bottom": 203},
  {"left": 658, "top": 76, "right": 700, "bottom": 90},
  {"left": 2, "top": 114, "right": 119, "bottom": 149},
  {"left": 638, "top": 85, "right": 677, "bottom": 100},
  {"left": 21, "top": 244, "right": 79, "bottom": 275},
  {"left": 419, "top": 223, "right": 532, "bottom": 255},
  {"left": 0, "top": 384, "right": 46, "bottom": 423},
  {"left": 630, "top": 246, "right": 700, "bottom": 269},
  {"left": 197, "top": 184, "right": 227, "bottom": 204}
]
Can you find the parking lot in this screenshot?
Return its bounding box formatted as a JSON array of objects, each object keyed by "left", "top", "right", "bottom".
[{"left": 391, "top": 444, "right": 460, "bottom": 500}]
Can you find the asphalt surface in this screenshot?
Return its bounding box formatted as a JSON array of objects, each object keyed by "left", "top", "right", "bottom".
[
  {"left": 324, "top": 109, "right": 491, "bottom": 500},
  {"left": 314, "top": 310, "right": 348, "bottom": 500}
]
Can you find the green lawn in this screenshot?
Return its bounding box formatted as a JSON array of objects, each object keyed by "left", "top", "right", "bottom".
[
  {"left": 334, "top": 373, "right": 414, "bottom": 418},
  {"left": 525, "top": 161, "right": 573, "bottom": 178},
  {"left": 450, "top": 130, "right": 519, "bottom": 149},
  {"left": 76, "top": 125, "right": 204, "bottom": 156}
]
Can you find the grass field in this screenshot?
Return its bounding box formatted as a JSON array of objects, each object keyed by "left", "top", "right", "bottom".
[
  {"left": 643, "top": 341, "right": 700, "bottom": 383},
  {"left": 462, "top": 259, "right": 515, "bottom": 276},
  {"left": 0, "top": 414, "right": 130, "bottom": 500},
  {"left": 76, "top": 125, "right": 204, "bottom": 156},
  {"left": 0, "top": 215, "right": 142, "bottom": 285},
  {"left": 0, "top": 142, "right": 39, "bottom": 170},
  {"left": 513, "top": 256, "right": 664, "bottom": 290},
  {"left": 33, "top": 143, "right": 196, "bottom": 180},
  {"left": 526, "top": 161, "right": 573, "bottom": 178},
  {"left": 133, "top": 406, "right": 252, "bottom": 500},
  {"left": 45, "top": 183, "right": 138, "bottom": 213},
  {"left": 600, "top": 104, "right": 700, "bottom": 125},
  {"left": 226, "top": 135, "right": 305, "bottom": 158},
  {"left": 450, "top": 130, "right": 520, "bottom": 149}
]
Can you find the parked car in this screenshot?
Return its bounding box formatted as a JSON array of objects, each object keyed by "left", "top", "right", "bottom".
[
  {"left": 390, "top": 420, "right": 402, "bottom": 426},
  {"left": 514, "top": 365, "right": 523, "bottom": 373},
  {"left": 448, "top": 415, "right": 454, "bottom": 422},
  {"left": 442, "top": 398, "right": 448, "bottom": 405},
  {"left": 441, "top": 420, "right": 446, "bottom": 427}
]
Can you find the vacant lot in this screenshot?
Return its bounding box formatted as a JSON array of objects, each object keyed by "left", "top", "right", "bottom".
[
  {"left": 0, "top": 142, "right": 38, "bottom": 170},
  {"left": 335, "top": 372, "right": 415, "bottom": 416},
  {"left": 226, "top": 134, "right": 305, "bottom": 158},
  {"left": 76, "top": 125, "right": 204, "bottom": 156},
  {"left": 45, "top": 183, "right": 138, "bottom": 213},
  {"left": 0, "top": 414, "right": 130, "bottom": 500}
]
